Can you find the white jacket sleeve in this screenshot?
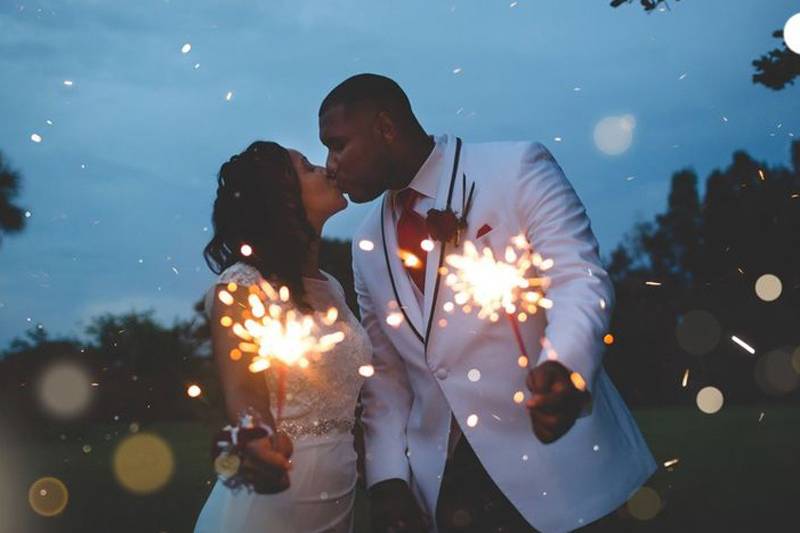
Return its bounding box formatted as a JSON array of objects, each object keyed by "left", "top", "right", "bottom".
[
  {"left": 354, "top": 242, "right": 413, "bottom": 487},
  {"left": 515, "top": 143, "right": 615, "bottom": 393}
]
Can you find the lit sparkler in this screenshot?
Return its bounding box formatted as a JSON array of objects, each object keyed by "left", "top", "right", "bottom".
[
  {"left": 442, "top": 235, "right": 552, "bottom": 362},
  {"left": 217, "top": 281, "right": 344, "bottom": 423}
]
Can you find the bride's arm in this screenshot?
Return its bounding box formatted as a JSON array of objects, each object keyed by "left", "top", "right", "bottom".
[
  {"left": 209, "top": 285, "right": 275, "bottom": 426},
  {"left": 209, "top": 285, "right": 293, "bottom": 489}
]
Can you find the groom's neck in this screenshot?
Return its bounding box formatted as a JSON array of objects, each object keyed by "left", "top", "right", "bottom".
[{"left": 391, "top": 132, "right": 435, "bottom": 190}]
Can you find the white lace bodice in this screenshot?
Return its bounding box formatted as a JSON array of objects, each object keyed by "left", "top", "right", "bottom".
[{"left": 206, "top": 263, "right": 372, "bottom": 440}]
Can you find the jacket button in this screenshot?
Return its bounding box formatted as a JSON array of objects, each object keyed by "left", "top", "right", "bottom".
[{"left": 435, "top": 368, "right": 448, "bottom": 380}]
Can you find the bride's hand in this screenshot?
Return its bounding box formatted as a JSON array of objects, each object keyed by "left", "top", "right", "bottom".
[{"left": 241, "top": 432, "right": 294, "bottom": 494}]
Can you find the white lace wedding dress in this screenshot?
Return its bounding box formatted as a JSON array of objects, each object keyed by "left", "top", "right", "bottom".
[{"left": 194, "top": 263, "right": 372, "bottom": 533}]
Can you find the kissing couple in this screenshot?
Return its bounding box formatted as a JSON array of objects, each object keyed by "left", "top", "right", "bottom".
[{"left": 194, "top": 74, "right": 655, "bottom": 533}]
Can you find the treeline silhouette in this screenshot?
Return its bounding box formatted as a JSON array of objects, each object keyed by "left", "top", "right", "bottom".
[{"left": 2, "top": 145, "right": 798, "bottom": 434}]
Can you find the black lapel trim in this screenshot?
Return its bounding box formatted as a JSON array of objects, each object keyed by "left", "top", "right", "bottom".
[
  {"left": 423, "top": 137, "right": 463, "bottom": 347},
  {"left": 381, "top": 195, "right": 424, "bottom": 343}
]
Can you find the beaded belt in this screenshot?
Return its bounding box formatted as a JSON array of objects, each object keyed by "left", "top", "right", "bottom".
[{"left": 278, "top": 418, "right": 355, "bottom": 439}]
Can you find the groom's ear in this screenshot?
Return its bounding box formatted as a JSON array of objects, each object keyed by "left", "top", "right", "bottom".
[{"left": 374, "top": 111, "right": 397, "bottom": 144}]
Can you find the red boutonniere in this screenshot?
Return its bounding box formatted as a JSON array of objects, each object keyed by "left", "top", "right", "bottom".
[{"left": 425, "top": 174, "right": 476, "bottom": 246}]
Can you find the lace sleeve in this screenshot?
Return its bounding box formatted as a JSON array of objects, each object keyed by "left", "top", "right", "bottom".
[{"left": 204, "top": 263, "right": 264, "bottom": 318}]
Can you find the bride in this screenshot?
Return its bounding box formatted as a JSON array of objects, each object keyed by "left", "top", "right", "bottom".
[{"left": 194, "top": 141, "right": 372, "bottom": 533}]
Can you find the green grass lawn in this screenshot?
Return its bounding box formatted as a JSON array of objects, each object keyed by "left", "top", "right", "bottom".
[{"left": 1, "top": 405, "right": 797, "bottom": 532}]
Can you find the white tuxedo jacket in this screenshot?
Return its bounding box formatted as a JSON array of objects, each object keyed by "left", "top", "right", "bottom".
[{"left": 353, "top": 134, "right": 656, "bottom": 533}]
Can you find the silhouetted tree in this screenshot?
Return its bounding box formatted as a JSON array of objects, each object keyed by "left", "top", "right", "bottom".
[
  {"left": 0, "top": 151, "right": 27, "bottom": 248},
  {"left": 610, "top": 1, "right": 800, "bottom": 90},
  {"left": 752, "top": 30, "right": 800, "bottom": 90},
  {"left": 606, "top": 142, "right": 800, "bottom": 405}
]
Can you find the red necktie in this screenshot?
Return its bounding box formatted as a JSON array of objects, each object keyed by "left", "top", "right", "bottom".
[{"left": 396, "top": 189, "right": 428, "bottom": 292}]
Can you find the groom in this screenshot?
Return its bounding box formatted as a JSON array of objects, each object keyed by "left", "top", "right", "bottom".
[{"left": 319, "top": 74, "right": 656, "bottom": 533}]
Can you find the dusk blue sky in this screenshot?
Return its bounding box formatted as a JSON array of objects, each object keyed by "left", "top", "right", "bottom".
[{"left": 1, "top": 0, "right": 798, "bottom": 347}]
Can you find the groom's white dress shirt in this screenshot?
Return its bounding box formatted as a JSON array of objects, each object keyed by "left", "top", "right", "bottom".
[{"left": 354, "top": 134, "right": 656, "bottom": 533}]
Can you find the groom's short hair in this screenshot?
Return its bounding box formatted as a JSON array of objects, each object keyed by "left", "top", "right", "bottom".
[{"left": 319, "top": 73, "right": 415, "bottom": 124}]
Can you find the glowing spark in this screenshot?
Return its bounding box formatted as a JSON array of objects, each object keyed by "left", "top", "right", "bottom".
[
  {"left": 279, "top": 286, "right": 290, "bottom": 302},
  {"left": 240, "top": 244, "right": 253, "bottom": 257},
  {"left": 31, "top": 133, "right": 42, "bottom": 143},
  {"left": 466, "top": 414, "right": 479, "bottom": 427},
  {"left": 225, "top": 91, "right": 233, "bottom": 101},
  {"left": 679, "top": 73, "right": 687, "bottom": 80},
  {"left": 603, "top": 334, "right": 614, "bottom": 345},
  {"left": 509, "top": 1, "right": 519, "bottom": 7},
  {"left": 570, "top": 372, "right": 587, "bottom": 392},
  {"left": 358, "top": 239, "right": 375, "bottom": 251},
  {"left": 681, "top": 369, "right": 689, "bottom": 388},
  {"left": 758, "top": 169, "right": 766, "bottom": 181},
  {"left": 731, "top": 335, "right": 755, "bottom": 355},
  {"left": 322, "top": 307, "right": 338, "bottom": 326},
  {"left": 758, "top": 412, "right": 765, "bottom": 422},
  {"left": 358, "top": 365, "right": 375, "bottom": 378},
  {"left": 664, "top": 458, "right": 679, "bottom": 468},
  {"left": 217, "top": 290, "right": 234, "bottom": 306},
  {"left": 554, "top": 136, "right": 563, "bottom": 142},
  {"left": 186, "top": 384, "right": 202, "bottom": 398},
  {"left": 181, "top": 43, "right": 192, "bottom": 54},
  {"left": 513, "top": 391, "right": 525, "bottom": 403},
  {"left": 398, "top": 249, "right": 423, "bottom": 269},
  {"left": 443, "top": 236, "right": 551, "bottom": 321},
  {"left": 421, "top": 239, "right": 435, "bottom": 252},
  {"left": 63, "top": 80, "right": 73, "bottom": 86},
  {"left": 386, "top": 312, "right": 404, "bottom": 328},
  {"left": 645, "top": 281, "right": 662, "bottom": 287},
  {"left": 452, "top": 67, "right": 463, "bottom": 74},
  {"left": 517, "top": 356, "right": 529, "bottom": 368}
]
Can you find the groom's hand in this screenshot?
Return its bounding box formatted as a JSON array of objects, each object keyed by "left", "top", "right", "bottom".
[
  {"left": 369, "top": 478, "right": 429, "bottom": 533},
  {"left": 526, "top": 361, "right": 591, "bottom": 444},
  {"left": 241, "top": 432, "right": 294, "bottom": 494}
]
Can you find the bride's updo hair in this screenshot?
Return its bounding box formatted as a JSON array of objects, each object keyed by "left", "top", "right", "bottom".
[{"left": 203, "top": 141, "right": 317, "bottom": 306}]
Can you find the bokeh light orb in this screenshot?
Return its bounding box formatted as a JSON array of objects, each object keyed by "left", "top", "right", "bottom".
[
  {"left": 784, "top": 13, "right": 800, "bottom": 55},
  {"left": 593, "top": 114, "right": 636, "bottom": 156},
  {"left": 28, "top": 477, "right": 69, "bottom": 517},
  {"left": 676, "top": 310, "right": 721, "bottom": 355},
  {"left": 112, "top": 433, "right": 175, "bottom": 494},
  {"left": 696, "top": 386, "right": 724, "bottom": 414},
  {"left": 186, "top": 384, "right": 202, "bottom": 398},
  {"left": 35, "top": 361, "right": 93, "bottom": 420},
  {"left": 755, "top": 348, "right": 800, "bottom": 396},
  {"left": 791, "top": 346, "right": 800, "bottom": 375},
  {"left": 754, "top": 274, "right": 782, "bottom": 302},
  {"left": 626, "top": 486, "right": 661, "bottom": 521}
]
